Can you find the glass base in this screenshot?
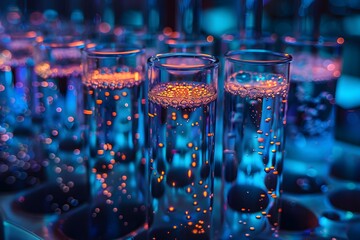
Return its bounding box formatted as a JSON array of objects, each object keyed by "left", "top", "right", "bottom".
[
  {"left": 54, "top": 203, "right": 148, "bottom": 240},
  {"left": 13, "top": 182, "right": 89, "bottom": 215},
  {"left": 3, "top": 220, "right": 42, "bottom": 240}
]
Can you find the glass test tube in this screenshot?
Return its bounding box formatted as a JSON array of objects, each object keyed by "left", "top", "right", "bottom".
[
  {"left": 0, "top": 30, "right": 44, "bottom": 192},
  {"left": 220, "top": 49, "right": 292, "bottom": 239},
  {"left": 282, "top": 37, "right": 343, "bottom": 192},
  {"left": 80, "top": 44, "right": 147, "bottom": 240},
  {"left": 147, "top": 53, "right": 218, "bottom": 239},
  {"left": 15, "top": 36, "right": 88, "bottom": 215}
]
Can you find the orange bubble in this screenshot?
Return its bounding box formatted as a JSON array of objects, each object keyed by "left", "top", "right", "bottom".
[
  {"left": 83, "top": 109, "right": 93, "bottom": 115},
  {"left": 337, "top": 37, "right": 344, "bottom": 44},
  {"left": 99, "top": 22, "right": 111, "bottom": 33},
  {"left": 206, "top": 35, "right": 214, "bottom": 43}
]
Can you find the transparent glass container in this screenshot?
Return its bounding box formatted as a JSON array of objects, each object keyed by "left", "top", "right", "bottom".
[
  {"left": 147, "top": 53, "right": 219, "bottom": 239},
  {"left": 220, "top": 49, "right": 292, "bottom": 239}
]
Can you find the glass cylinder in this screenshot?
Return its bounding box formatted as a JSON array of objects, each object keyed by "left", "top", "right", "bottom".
[
  {"left": 221, "top": 34, "right": 277, "bottom": 55},
  {"left": 33, "top": 36, "right": 85, "bottom": 133},
  {"left": 175, "top": 0, "right": 202, "bottom": 40},
  {"left": 15, "top": 36, "right": 88, "bottom": 215},
  {"left": 217, "top": 35, "right": 277, "bottom": 233},
  {"left": 220, "top": 0, "right": 274, "bottom": 54},
  {"left": 0, "top": 31, "right": 38, "bottom": 127},
  {"left": 218, "top": 2, "right": 276, "bottom": 232},
  {"left": 79, "top": 44, "right": 147, "bottom": 240},
  {"left": 221, "top": 49, "right": 291, "bottom": 239},
  {"left": 282, "top": 37, "right": 343, "bottom": 191},
  {"left": 0, "top": 30, "right": 45, "bottom": 192},
  {"left": 147, "top": 53, "right": 218, "bottom": 239},
  {"left": 293, "top": 0, "right": 324, "bottom": 40},
  {"left": 237, "top": 0, "right": 263, "bottom": 40},
  {"left": 164, "top": 37, "right": 215, "bottom": 55}
]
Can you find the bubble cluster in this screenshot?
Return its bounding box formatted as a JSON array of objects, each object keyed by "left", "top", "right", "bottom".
[
  {"left": 291, "top": 53, "right": 342, "bottom": 81},
  {"left": 51, "top": 48, "right": 82, "bottom": 61},
  {"left": 0, "top": 43, "right": 34, "bottom": 69},
  {"left": 84, "top": 68, "right": 143, "bottom": 90},
  {"left": 225, "top": 71, "right": 288, "bottom": 98},
  {"left": 35, "top": 62, "right": 82, "bottom": 79},
  {"left": 148, "top": 81, "right": 217, "bottom": 108}
]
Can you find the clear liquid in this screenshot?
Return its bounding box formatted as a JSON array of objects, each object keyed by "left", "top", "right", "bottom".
[
  {"left": 83, "top": 72, "right": 147, "bottom": 239},
  {"left": 0, "top": 40, "right": 35, "bottom": 128},
  {"left": 33, "top": 65, "right": 87, "bottom": 214},
  {"left": 0, "top": 64, "right": 35, "bottom": 127},
  {"left": 285, "top": 77, "right": 337, "bottom": 163},
  {"left": 222, "top": 72, "right": 288, "bottom": 239},
  {"left": 0, "top": 62, "right": 44, "bottom": 191},
  {"left": 148, "top": 81, "right": 217, "bottom": 239},
  {"left": 34, "top": 64, "right": 83, "bottom": 135}
]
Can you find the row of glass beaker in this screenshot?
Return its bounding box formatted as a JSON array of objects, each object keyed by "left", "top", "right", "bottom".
[
  {"left": 73, "top": 42, "right": 291, "bottom": 240},
  {"left": 0, "top": 29, "right": 289, "bottom": 239},
  {"left": 0, "top": 28, "right": 345, "bottom": 240}
]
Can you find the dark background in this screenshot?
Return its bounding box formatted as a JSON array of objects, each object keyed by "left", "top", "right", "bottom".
[{"left": 0, "top": 0, "right": 358, "bottom": 78}]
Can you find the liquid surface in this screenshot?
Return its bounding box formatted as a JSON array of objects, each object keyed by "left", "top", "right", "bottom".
[
  {"left": 291, "top": 54, "right": 341, "bottom": 82},
  {"left": 0, "top": 41, "right": 34, "bottom": 69},
  {"left": 225, "top": 71, "right": 288, "bottom": 98},
  {"left": 84, "top": 69, "right": 143, "bottom": 90},
  {"left": 148, "top": 81, "right": 217, "bottom": 108},
  {"left": 34, "top": 62, "right": 81, "bottom": 79}
]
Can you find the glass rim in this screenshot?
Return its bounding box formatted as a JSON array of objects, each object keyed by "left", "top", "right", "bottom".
[
  {"left": 165, "top": 38, "right": 214, "bottom": 47},
  {"left": 282, "top": 35, "right": 344, "bottom": 47},
  {"left": 221, "top": 32, "right": 277, "bottom": 43},
  {"left": 148, "top": 52, "right": 219, "bottom": 71},
  {"left": 37, "top": 36, "right": 85, "bottom": 48},
  {"left": 7, "top": 30, "right": 38, "bottom": 40},
  {"left": 0, "top": 31, "right": 38, "bottom": 45},
  {"left": 83, "top": 43, "right": 144, "bottom": 58},
  {"left": 225, "top": 49, "right": 292, "bottom": 65}
]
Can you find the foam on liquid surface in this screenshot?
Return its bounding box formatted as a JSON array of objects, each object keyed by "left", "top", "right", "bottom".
[
  {"left": 34, "top": 49, "right": 83, "bottom": 78},
  {"left": 84, "top": 69, "right": 143, "bottom": 89},
  {"left": 225, "top": 71, "right": 288, "bottom": 98},
  {"left": 291, "top": 54, "right": 342, "bottom": 82},
  {"left": 148, "top": 81, "right": 217, "bottom": 108},
  {"left": 0, "top": 42, "right": 34, "bottom": 69},
  {"left": 35, "top": 62, "right": 81, "bottom": 79}
]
